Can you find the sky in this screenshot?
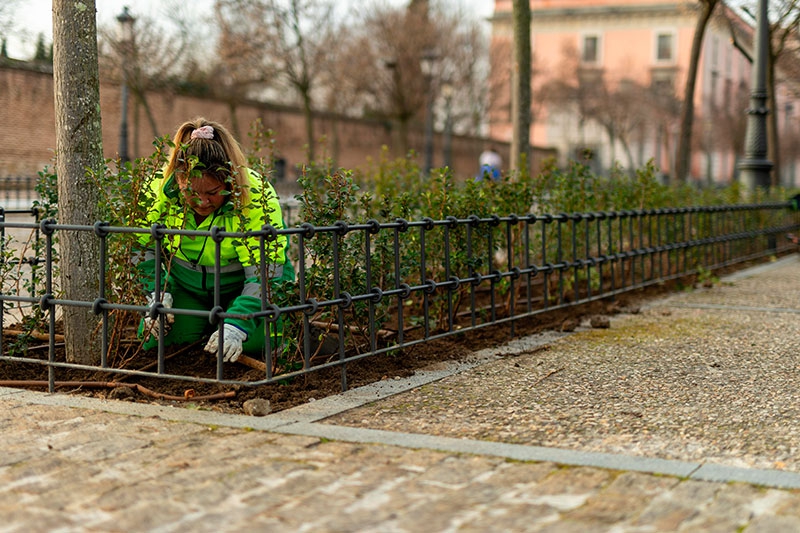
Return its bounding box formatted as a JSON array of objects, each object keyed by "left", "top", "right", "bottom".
[{"left": 5, "top": 0, "right": 496, "bottom": 60}]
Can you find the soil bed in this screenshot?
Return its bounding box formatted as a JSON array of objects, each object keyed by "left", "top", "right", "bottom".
[{"left": 0, "top": 281, "right": 686, "bottom": 416}]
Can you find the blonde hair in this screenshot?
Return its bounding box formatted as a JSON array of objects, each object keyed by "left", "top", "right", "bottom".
[{"left": 164, "top": 117, "right": 251, "bottom": 205}]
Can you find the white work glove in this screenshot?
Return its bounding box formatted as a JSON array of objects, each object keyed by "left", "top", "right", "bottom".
[
  {"left": 204, "top": 323, "right": 248, "bottom": 362},
  {"left": 142, "top": 292, "right": 174, "bottom": 340}
]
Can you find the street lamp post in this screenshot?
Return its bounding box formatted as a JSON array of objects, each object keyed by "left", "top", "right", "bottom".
[
  {"left": 420, "top": 49, "right": 438, "bottom": 176},
  {"left": 738, "top": 0, "right": 772, "bottom": 191},
  {"left": 117, "top": 6, "right": 135, "bottom": 164},
  {"left": 441, "top": 82, "right": 454, "bottom": 169}
]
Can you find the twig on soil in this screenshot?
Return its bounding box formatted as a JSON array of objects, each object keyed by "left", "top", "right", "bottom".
[
  {"left": 3, "top": 329, "right": 65, "bottom": 342},
  {"left": 128, "top": 340, "right": 205, "bottom": 375},
  {"left": 0, "top": 380, "right": 236, "bottom": 402},
  {"left": 20, "top": 343, "right": 66, "bottom": 352},
  {"left": 534, "top": 365, "right": 565, "bottom": 385},
  {"left": 310, "top": 320, "right": 398, "bottom": 340},
  {"left": 237, "top": 354, "right": 267, "bottom": 372}
]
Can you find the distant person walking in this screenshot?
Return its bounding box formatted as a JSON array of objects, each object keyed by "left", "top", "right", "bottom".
[{"left": 477, "top": 145, "right": 502, "bottom": 182}]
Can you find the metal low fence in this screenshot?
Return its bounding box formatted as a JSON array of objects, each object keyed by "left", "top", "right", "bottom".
[
  {"left": 0, "top": 176, "right": 40, "bottom": 209},
  {"left": 2, "top": 202, "right": 799, "bottom": 392}
]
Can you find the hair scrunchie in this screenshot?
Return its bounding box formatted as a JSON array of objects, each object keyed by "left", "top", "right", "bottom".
[{"left": 191, "top": 125, "right": 215, "bottom": 140}]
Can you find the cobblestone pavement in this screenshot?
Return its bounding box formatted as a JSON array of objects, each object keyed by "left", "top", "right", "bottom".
[{"left": 3, "top": 257, "right": 800, "bottom": 532}]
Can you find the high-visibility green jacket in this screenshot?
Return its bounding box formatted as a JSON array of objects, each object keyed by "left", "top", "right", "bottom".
[{"left": 135, "top": 169, "right": 294, "bottom": 337}]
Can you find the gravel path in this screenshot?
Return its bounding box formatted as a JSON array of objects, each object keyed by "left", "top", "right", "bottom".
[{"left": 327, "top": 256, "right": 800, "bottom": 473}]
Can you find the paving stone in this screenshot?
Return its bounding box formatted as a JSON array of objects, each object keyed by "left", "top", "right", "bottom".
[{"left": 746, "top": 514, "right": 800, "bottom": 533}]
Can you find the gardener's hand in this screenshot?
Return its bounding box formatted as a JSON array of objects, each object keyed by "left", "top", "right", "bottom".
[
  {"left": 142, "top": 292, "right": 174, "bottom": 340},
  {"left": 204, "top": 324, "right": 248, "bottom": 362}
]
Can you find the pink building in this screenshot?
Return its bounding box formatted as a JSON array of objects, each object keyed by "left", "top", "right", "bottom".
[{"left": 486, "top": 0, "right": 797, "bottom": 185}]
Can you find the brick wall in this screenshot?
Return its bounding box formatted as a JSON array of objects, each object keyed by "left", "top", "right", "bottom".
[{"left": 1, "top": 61, "right": 554, "bottom": 185}]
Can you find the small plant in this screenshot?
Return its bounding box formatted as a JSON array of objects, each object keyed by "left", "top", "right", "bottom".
[{"left": 695, "top": 265, "right": 718, "bottom": 288}]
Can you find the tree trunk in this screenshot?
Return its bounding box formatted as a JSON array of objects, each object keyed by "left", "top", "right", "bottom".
[
  {"left": 511, "top": 0, "right": 531, "bottom": 174},
  {"left": 399, "top": 116, "right": 410, "bottom": 157},
  {"left": 303, "top": 90, "right": 315, "bottom": 162},
  {"left": 52, "top": 0, "right": 103, "bottom": 364},
  {"left": 227, "top": 100, "right": 241, "bottom": 141},
  {"left": 675, "top": 0, "right": 717, "bottom": 184}
]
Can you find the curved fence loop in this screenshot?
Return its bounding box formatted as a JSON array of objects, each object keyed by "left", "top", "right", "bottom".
[
  {"left": 334, "top": 221, "right": 349, "bottom": 235},
  {"left": 39, "top": 293, "right": 53, "bottom": 312},
  {"left": 369, "top": 287, "right": 384, "bottom": 303},
  {"left": 207, "top": 305, "right": 224, "bottom": 326},
  {"left": 93, "top": 221, "right": 110, "bottom": 237},
  {"left": 40, "top": 218, "right": 56, "bottom": 235},
  {"left": 423, "top": 279, "right": 438, "bottom": 294},
  {"left": 260, "top": 224, "right": 278, "bottom": 241},
  {"left": 149, "top": 223, "right": 165, "bottom": 241},
  {"left": 92, "top": 297, "right": 108, "bottom": 315},
  {"left": 303, "top": 298, "right": 319, "bottom": 316},
  {"left": 300, "top": 222, "right": 316, "bottom": 239},
  {"left": 366, "top": 219, "right": 381, "bottom": 235},
  {"left": 264, "top": 304, "right": 281, "bottom": 323}
]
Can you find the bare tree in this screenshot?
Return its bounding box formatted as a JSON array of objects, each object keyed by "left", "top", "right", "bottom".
[
  {"left": 210, "top": 1, "right": 283, "bottom": 139},
  {"left": 437, "top": 5, "right": 491, "bottom": 138},
  {"left": 675, "top": 0, "right": 720, "bottom": 184},
  {"left": 596, "top": 80, "right": 652, "bottom": 172},
  {"left": 0, "top": 0, "right": 20, "bottom": 34},
  {"left": 341, "top": 1, "right": 435, "bottom": 157},
  {"left": 214, "top": 0, "right": 341, "bottom": 162},
  {"left": 52, "top": 0, "right": 104, "bottom": 364},
  {"left": 1, "top": 0, "right": 26, "bottom": 58},
  {"left": 98, "top": 2, "right": 195, "bottom": 141},
  {"left": 486, "top": 36, "right": 514, "bottom": 138},
  {"left": 542, "top": 44, "right": 653, "bottom": 174}
]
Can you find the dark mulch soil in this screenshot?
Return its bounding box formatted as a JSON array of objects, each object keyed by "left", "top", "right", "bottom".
[{"left": 0, "top": 281, "right": 686, "bottom": 416}]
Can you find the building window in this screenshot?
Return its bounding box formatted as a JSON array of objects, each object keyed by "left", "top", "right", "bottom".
[
  {"left": 582, "top": 35, "right": 599, "bottom": 64},
  {"left": 650, "top": 66, "right": 679, "bottom": 113},
  {"left": 656, "top": 32, "right": 674, "bottom": 62}
]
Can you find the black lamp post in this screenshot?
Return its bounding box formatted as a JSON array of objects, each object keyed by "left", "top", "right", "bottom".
[
  {"left": 738, "top": 0, "right": 772, "bottom": 190},
  {"left": 441, "top": 81, "right": 454, "bottom": 169},
  {"left": 117, "top": 6, "right": 135, "bottom": 164},
  {"left": 420, "top": 49, "right": 438, "bottom": 176}
]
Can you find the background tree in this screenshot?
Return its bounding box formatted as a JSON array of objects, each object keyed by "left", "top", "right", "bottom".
[
  {"left": 511, "top": 0, "right": 532, "bottom": 173},
  {"left": 52, "top": 0, "right": 104, "bottom": 364},
  {"left": 331, "top": 1, "right": 487, "bottom": 162},
  {"left": 98, "top": 1, "right": 197, "bottom": 141},
  {"left": 540, "top": 43, "right": 650, "bottom": 174},
  {"left": 340, "top": 1, "right": 435, "bottom": 157},
  {"left": 214, "top": 0, "right": 341, "bottom": 162},
  {"left": 675, "top": 0, "right": 720, "bottom": 184},
  {"left": 593, "top": 79, "right": 652, "bottom": 172},
  {"left": 432, "top": 4, "right": 490, "bottom": 139},
  {"left": 209, "top": 1, "right": 281, "bottom": 139},
  {"left": 33, "top": 33, "right": 52, "bottom": 63},
  {"left": 0, "top": 0, "right": 22, "bottom": 57}
]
